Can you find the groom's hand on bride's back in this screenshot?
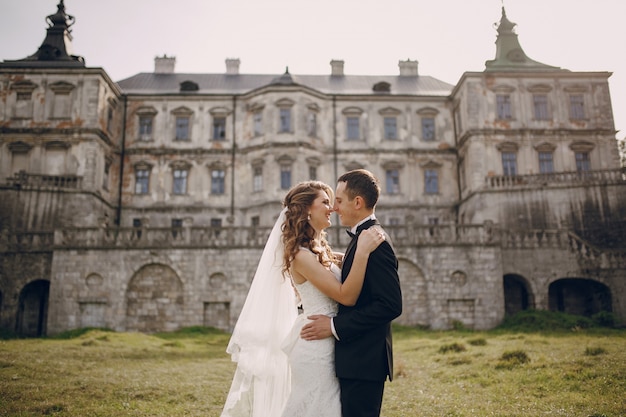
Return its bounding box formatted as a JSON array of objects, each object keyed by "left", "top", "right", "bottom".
[{"left": 301, "top": 315, "right": 332, "bottom": 340}]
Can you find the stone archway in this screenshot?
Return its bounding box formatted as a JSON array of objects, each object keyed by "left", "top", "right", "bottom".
[
  {"left": 395, "top": 259, "right": 428, "bottom": 327},
  {"left": 126, "top": 264, "right": 184, "bottom": 333},
  {"left": 16, "top": 280, "right": 49, "bottom": 337},
  {"left": 503, "top": 274, "right": 534, "bottom": 316},
  {"left": 548, "top": 278, "right": 612, "bottom": 317}
]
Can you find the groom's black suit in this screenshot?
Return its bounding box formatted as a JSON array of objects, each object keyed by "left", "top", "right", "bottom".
[{"left": 333, "top": 219, "right": 402, "bottom": 417}]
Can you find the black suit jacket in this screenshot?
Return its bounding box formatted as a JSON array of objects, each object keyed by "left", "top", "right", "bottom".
[{"left": 333, "top": 219, "right": 403, "bottom": 382}]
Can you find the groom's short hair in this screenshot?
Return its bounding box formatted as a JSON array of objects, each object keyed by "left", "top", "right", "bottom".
[{"left": 338, "top": 169, "right": 380, "bottom": 209}]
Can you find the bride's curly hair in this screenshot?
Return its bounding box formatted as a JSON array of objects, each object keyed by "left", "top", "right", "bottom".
[{"left": 281, "top": 181, "right": 337, "bottom": 277}]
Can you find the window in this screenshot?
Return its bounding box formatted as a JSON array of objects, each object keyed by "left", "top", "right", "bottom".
[
  {"left": 424, "top": 169, "right": 439, "bottom": 194},
  {"left": 307, "top": 112, "right": 317, "bottom": 137},
  {"left": 496, "top": 94, "right": 512, "bottom": 119},
  {"left": 280, "top": 165, "right": 292, "bottom": 190},
  {"left": 251, "top": 216, "right": 260, "bottom": 227},
  {"left": 175, "top": 116, "right": 190, "bottom": 140},
  {"left": 132, "top": 218, "right": 142, "bottom": 239},
  {"left": 211, "top": 218, "right": 223, "bottom": 237},
  {"left": 135, "top": 169, "right": 150, "bottom": 194},
  {"left": 171, "top": 218, "right": 183, "bottom": 238},
  {"left": 569, "top": 95, "right": 585, "bottom": 120},
  {"left": 575, "top": 152, "right": 591, "bottom": 172},
  {"left": 501, "top": 152, "right": 517, "bottom": 176},
  {"left": 385, "top": 169, "right": 400, "bottom": 194},
  {"left": 253, "top": 111, "right": 263, "bottom": 136},
  {"left": 50, "top": 81, "right": 74, "bottom": 119},
  {"left": 422, "top": 117, "right": 436, "bottom": 141},
  {"left": 347, "top": 116, "right": 360, "bottom": 140},
  {"left": 279, "top": 108, "right": 291, "bottom": 132},
  {"left": 107, "top": 107, "right": 114, "bottom": 133},
  {"left": 173, "top": 169, "right": 188, "bottom": 194},
  {"left": 533, "top": 94, "right": 549, "bottom": 120},
  {"left": 538, "top": 151, "right": 554, "bottom": 174},
  {"left": 427, "top": 217, "right": 439, "bottom": 225},
  {"left": 309, "top": 165, "right": 317, "bottom": 181},
  {"left": 14, "top": 92, "right": 33, "bottom": 119},
  {"left": 211, "top": 169, "right": 225, "bottom": 194},
  {"left": 253, "top": 166, "right": 263, "bottom": 192},
  {"left": 103, "top": 161, "right": 110, "bottom": 190},
  {"left": 212, "top": 117, "right": 226, "bottom": 140},
  {"left": 384, "top": 117, "right": 398, "bottom": 140},
  {"left": 139, "top": 116, "right": 153, "bottom": 140}
]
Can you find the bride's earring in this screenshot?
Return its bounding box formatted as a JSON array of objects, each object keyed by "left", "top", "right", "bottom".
[{"left": 307, "top": 213, "right": 311, "bottom": 221}]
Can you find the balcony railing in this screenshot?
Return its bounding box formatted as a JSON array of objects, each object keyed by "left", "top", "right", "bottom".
[
  {"left": 2, "top": 223, "right": 624, "bottom": 270},
  {"left": 486, "top": 168, "right": 625, "bottom": 189},
  {"left": 5, "top": 171, "right": 83, "bottom": 190}
]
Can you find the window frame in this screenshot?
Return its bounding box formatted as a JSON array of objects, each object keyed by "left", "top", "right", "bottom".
[
  {"left": 421, "top": 117, "right": 436, "bottom": 141},
  {"left": 280, "top": 165, "right": 292, "bottom": 190},
  {"left": 383, "top": 116, "right": 398, "bottom": 140},
  {"left": 501, "top": 152, "right": 518, "bottom": 176},
  {"left": 533, "top": 94, "right": 550, "bottom": 120},
  {"left": 172, "top": 168, "right": 189, "bottom": 195},
  {"left": 569, "top": 94, "right": 585, "bottom": 120},
  {"left": 346, "top": 116, "right": 360, "bottom": 140},
  {"left": 424, "top": 169, "right": 439, "bottom": 194},
  {"left": 538, "top": 151, "right": 554, "bottom": 174},
  {"left": 385, "top": 169, "right": 400, "bottom": 194},
  {"left": 210, "top": 169, "right": 226, "bottom": 194},
  {"left": 496, "top": 94, "right": 513, "bottom": 120},
  {"left": 212, "top": 116, "right": 227, "bottom": 141},
  {"left": 135, "top": 168, "right": 150, "bottom": 194}
]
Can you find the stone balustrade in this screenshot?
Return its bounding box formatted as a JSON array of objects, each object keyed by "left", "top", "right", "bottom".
[
  {"left": 0, "top": 231, "right": 54, "bottom": 252},
  {"left": 486, "top": 168, "right": 626, "bottom": 189},
  {"left": 4, "top": 171, "right": 83, "bottom": 190},
  {"left": 2, "top": 223, "right": 624, "bottom": 269}
]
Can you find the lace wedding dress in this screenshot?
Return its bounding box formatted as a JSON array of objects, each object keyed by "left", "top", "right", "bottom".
[{"left": 280, "top": 254, "right": 342, "bottom": 417}]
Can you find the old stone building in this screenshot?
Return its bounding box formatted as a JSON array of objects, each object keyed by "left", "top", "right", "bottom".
[{"left": 0, "top": 2, "right": 624, "bottom": 336}]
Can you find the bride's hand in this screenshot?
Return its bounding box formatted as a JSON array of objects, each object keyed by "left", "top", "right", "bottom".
[{"left": 356, "top": 227, "right": 385, "bottom": 254}]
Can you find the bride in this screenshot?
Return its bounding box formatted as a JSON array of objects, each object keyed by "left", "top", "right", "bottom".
[{"left": 221, "top": 181, "right": 384, "bottom": 417}]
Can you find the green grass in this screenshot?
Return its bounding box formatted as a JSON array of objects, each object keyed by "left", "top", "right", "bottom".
[{"left": 0, "top": 315, "right": 624, "bottom": 416}]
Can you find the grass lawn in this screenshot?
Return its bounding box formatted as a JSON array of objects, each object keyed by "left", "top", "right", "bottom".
[{"left": 0, "top": 322, "right": 624, "bottom": 416}]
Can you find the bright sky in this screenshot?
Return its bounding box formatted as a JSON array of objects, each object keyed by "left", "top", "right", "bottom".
[{"left": 1, "top": 0, "right": 624, "bottom": 139}]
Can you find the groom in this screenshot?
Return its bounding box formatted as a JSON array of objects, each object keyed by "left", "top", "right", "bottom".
[{"left": 301, "top": 169, "right": 402, "bottom": 417}]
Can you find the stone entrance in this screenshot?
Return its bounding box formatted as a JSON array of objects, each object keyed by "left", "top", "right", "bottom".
[
  {"left": 16, "top": 280, "right": 49, "bottom": 337},
  {"left": 126, "top": 264, "right": 184, "bottom": 332}
]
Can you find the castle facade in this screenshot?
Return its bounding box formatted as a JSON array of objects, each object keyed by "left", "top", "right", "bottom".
[{"left": 1, "top": 2, "right": 624, "bottom": 336}]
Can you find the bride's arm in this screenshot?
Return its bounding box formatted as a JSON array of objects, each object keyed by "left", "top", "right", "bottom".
[{"left": 291, "top": 228, "right": 384, "bottom": 306}]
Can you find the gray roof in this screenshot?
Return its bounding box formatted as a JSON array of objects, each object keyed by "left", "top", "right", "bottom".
[{"left": 116, "top": 72, "right": 455, "bottom": 97}]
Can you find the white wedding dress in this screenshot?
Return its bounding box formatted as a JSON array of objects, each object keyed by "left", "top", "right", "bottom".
[
  {"left": 280, "top": 251, "right": 342, "bottom": 417},
  {"left": 221, "top": 209, "right": 341, "bottom": 417}
]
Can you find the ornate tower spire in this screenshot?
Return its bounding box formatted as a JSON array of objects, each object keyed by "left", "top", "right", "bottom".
[
  {"left": 1, "top": 0, "right": 85, "bottom": 67},
  {"left": 485, "top": 7, "right": 559, "bottom": 72}
]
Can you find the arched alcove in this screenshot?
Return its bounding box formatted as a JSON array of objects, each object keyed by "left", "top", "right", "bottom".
[
  {"left": 548, "top": 278, "right": 612, "bottom": 317},
  {"left": 396, "top": 259, "right": 428, "bottom": 327},
  {"left": 503, "top": 274, "right": 534, "bottom": 316},
  {"left": 126, "top": 264, "right": 184, "bottom": 332},
  {"left": 16, "top": 280, "right": 50, "bottom": 337}
]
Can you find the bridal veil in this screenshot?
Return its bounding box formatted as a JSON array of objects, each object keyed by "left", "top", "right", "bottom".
[{"left": 221, "top": 208, "right": 298, "bottom": 417}]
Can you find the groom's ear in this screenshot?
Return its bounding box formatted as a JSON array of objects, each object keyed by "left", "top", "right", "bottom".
[{"left": 353, "top": 195, "right": 364, "bottom": 209}]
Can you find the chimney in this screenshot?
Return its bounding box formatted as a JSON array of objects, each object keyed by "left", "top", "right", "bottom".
[
  {"left": 154, "top": 55, "right": 176, "bottom": 74},
  {"left": 398, "top": 59, "right": 418, "bottom": 76},
  {"left": 330, "top": 59, "right": 344, "bottom": 76},
  {"left": 225, "top": 58, "right": 240, "bottom": 75}
]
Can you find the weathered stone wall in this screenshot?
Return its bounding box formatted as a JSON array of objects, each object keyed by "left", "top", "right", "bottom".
[
  {"left": 395, "top": 244, "right": 504, "bottom": 330},
  {"left": 0, "top": 251, "right": 52, "bottom": 331},
  {"left": 46, "top": 247, "right": 263, "bottom": 334}
]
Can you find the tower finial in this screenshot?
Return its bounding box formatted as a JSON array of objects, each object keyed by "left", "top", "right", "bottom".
[{"left": 0, "top": 0, "right": 85, "bottom": 67}]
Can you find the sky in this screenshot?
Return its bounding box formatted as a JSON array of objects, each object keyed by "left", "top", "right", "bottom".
[{"left": 1, "top": 0, "right": 624, "bottom": 138}]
